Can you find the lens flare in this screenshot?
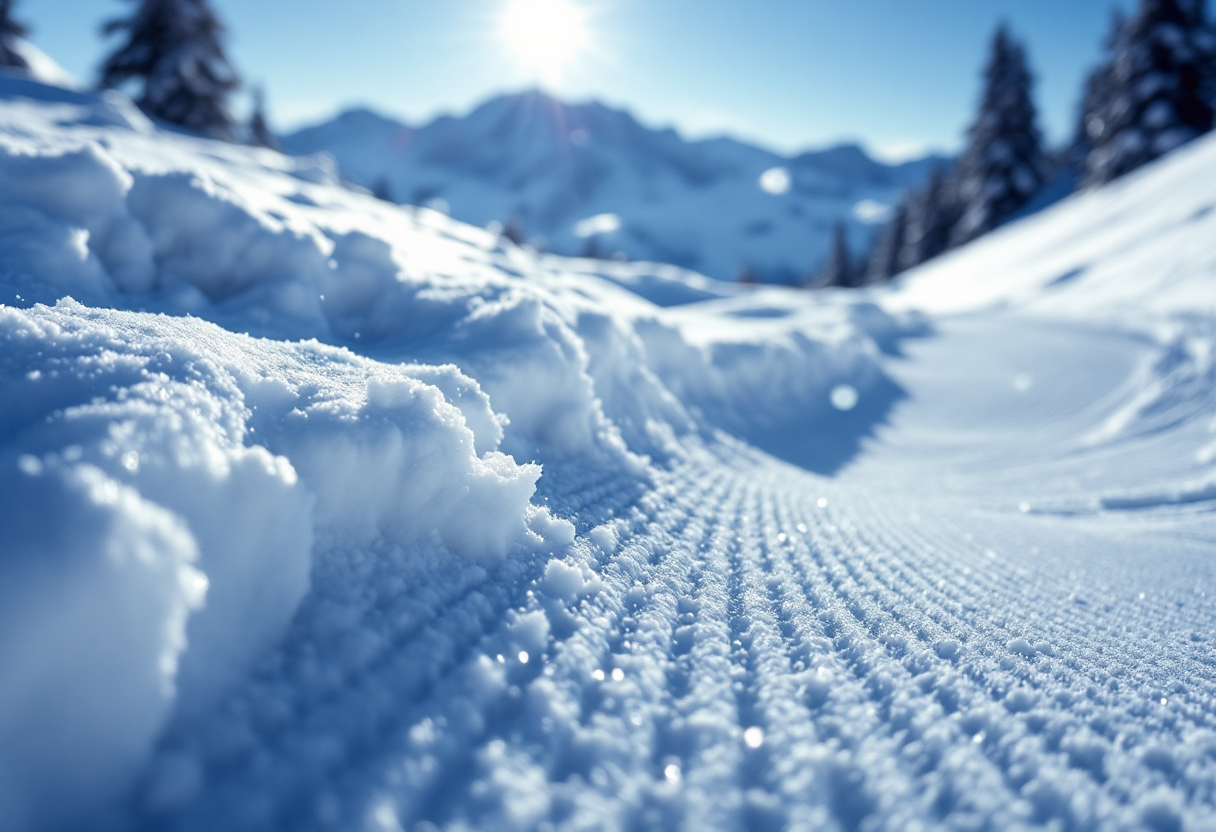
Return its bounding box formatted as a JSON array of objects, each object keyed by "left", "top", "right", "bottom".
[{"left": 501, "top": 0, "right": 589, "bottom": 83}]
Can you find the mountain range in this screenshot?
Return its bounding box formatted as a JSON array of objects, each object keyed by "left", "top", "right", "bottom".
[{"left": 283, "top": 90, "right": 945, "bottom": 283}]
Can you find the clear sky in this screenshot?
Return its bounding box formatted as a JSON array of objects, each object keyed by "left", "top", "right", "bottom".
[{"left": 23, "top": 0, "right": 1133, "bottom": 161}]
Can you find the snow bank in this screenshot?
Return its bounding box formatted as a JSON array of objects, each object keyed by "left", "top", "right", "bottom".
[
  {"left": 0, "top": 457, "right": 201, "bottom": 832},
  {"left": 0, "top": 302, "right": 305, "bottom": 831},
  {"left": 0, "top": 76, "right": 899, "bottom": 472},
  {"left": 584, "top": 286, "right": 916, "bottom": 471},
  {"left": 0, "top": 301, "right": 571, "bottom": 830},
  {"left": 0, "top": 87, "right": 644, "bottom": 468}
]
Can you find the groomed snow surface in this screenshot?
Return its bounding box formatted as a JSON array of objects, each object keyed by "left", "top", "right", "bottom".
[{"left": 1, "top": 76, "right": 1214, "bottom": 832}]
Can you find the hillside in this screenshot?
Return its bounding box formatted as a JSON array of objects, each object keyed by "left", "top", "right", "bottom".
[
  {"left": 283, "top": 91, "right": 943, "bottom": 283},
  {"left": 1, "top": 74, "right": 1215, "bottom": 832}
]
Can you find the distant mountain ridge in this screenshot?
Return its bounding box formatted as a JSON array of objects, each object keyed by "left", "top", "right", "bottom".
[{"left": 284, "top": 90, "right": 945, "bottom": 283}]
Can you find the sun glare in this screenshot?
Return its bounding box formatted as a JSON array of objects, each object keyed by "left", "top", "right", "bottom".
[{"left": 501, "top": 0, "right": 590, "bottom": 84}]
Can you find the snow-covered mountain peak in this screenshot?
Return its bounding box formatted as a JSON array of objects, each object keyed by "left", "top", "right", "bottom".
[{"left": 284, "top": 90, "right": 943, "bottom": 282}]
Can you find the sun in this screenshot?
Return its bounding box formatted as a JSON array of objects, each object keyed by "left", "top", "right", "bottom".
[{"left": 500, "top": 0, "right": 590, "bottom": 84}]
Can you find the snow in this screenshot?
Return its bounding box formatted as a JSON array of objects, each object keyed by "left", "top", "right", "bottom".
[
  {"left": 758, "top": 166, "right": 791, "bottom": 195},
  {"left": 851, "top": 198, "right": 892, "bottom": 224},
  {"left": 0, "top": 299, "right": 574, "bottom": 830},
  {"left": 1, "top": 75, "right": 1216, "bottom": 832},
  {"left": 573, "top": 212, "right": 622, "bottom": 238},
  {"left": 7, "top": 41, "right": 76, "bottom": 89}
]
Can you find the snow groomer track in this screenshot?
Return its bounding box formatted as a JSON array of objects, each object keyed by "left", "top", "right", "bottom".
[{"left": 164, "top": 315, "right": 1216, "bottom": 832}]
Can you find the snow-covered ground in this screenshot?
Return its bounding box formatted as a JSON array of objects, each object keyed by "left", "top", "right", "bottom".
[{"left": 1, "top": 74, "right": 1214, "bottom": 832}]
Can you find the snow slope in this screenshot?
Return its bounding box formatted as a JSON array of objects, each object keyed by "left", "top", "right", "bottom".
[
  {"left": 2, "top": 76, "right": 1215, "bottom": 832},
  {"left": 886, "top": 131, "right": 1216, "bottom": 319},
  {"left": 282, "top": 91, "right": 943, "bottom": 283},
  {"left": 0, "top": 41, "right": 77, "bottom": 90}
]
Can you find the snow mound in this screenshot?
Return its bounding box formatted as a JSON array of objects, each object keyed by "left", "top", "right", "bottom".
[{"left": 0, "top": 301, "right": 571, "bottom": 831}]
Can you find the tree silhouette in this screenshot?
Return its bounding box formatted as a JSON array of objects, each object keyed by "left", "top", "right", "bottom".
[
  {"left": 99, "top": 0, "right": 240, "bottom": 140},
  {"left": 864, "top": 203, "right": 908, "bottom": 284},
  {"left": 814, "top": 221, "right": 855, "bottom": 288},
  {"left": 0, "top": 0, "right": 29, "bottom": 70},
  {"left": 1084, "top": 0, "right": 1215, "bottom": 185},
  {"left": 898, "top": 167, "right": 960, "bottom": 271},
  {"left": 952, "top": 25, "right": 1045, "bottom": 245},
  {"left": 248, "top": 86, "right": 280, "bottom": 150}
]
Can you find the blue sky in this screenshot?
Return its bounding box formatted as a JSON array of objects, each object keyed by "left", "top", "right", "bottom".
[{"left": 25, "top": 0, "right": 1132, "bottom": 161}]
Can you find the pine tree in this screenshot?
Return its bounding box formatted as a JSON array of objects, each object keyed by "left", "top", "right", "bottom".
[
  {"left": 864, "top": 203, "right": 908, "bottom": 284},
  {"left": 501, "top": 217, "right": 526, "bottom": 246},
  {"left": 99, "top": 0, "right": 240, "bottom": 140},
  {"left": 952, "top": 26, "right": 1045, "bottom": 245},
  {"left": 814, "top": 221, "right": 854, "bottom": 288},
  {"left": 1190, "top": 0, "right": 1216, "bottom": 107},
  {"left": 581, "top": 235, "right": 603, "bottom": 259},
  {"left": 898, "top": 167, "right": 960, "bottom": 271},
  {"left": 0, "top": 0, "right": 28, "bottom": 70},
  {"left": 1073, "top": 64, "right": 1116, "bottom": 164},
  {"left": 372, "top": 176, "right": 394, "bottom": 202},
  {"left": 1084, "top": 0, "right": 1215, "bottom": 186},
  {"left": 1072, "top": 11, "right": 1126, "bottom": 167},
  {"left": 1180, "top": 0, "right": 1209, "bottom": 25},
  {"left": 247, "top": 85, "right": 280, "bottom": 150}
]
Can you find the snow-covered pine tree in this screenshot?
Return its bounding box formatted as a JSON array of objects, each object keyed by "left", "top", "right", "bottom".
[
  {"left": 898, "top": 167, "right": 960, "bottom": 271},
  {"left": 814, "top": 221, "right": 854, "bottom": 288},
  {"left": 864, "top": 203, "right": 908, "bottom": 284},
  {"left": 1084, "top": 0, "right": 1215, "bottom": 186},
  {"left": 952, "top": 26, "right": 1044, "bottom": 246},
  {"left": 99, "top": 0, "right": 240, "bottom": 140},
  {"left": 248, "top": 86, "right": 280, "bottom": 150},
  {"left": 0, "top": 0, "right": 29, "bottom": 70}
]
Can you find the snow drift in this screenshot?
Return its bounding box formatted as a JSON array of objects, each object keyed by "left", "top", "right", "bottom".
[{"left": 0, "top": 300, "right": 575, "bottom": 830}]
